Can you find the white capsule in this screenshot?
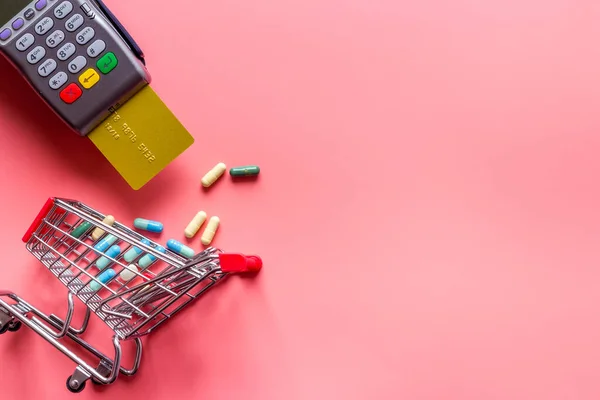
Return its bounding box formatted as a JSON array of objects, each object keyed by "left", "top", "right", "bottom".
[
  {"left": 120, "top": 264, "right": 139, "bottom": 281},
  {"left": 91, "top": 215, "right": 115, "bottom": 241},
  {"left": 184, "top": 211, "right": 208, "bottom": 238},
  {"left": 201, "top": 216, "right": 220, "bottom": 245},
  {"left": 201, "top": 162, "right": 227, "bottom": 188}
]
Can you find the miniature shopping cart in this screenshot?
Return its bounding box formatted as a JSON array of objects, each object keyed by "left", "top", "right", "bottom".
[{"left": 0, "top": 198, "right": 262, "bottom": 393}]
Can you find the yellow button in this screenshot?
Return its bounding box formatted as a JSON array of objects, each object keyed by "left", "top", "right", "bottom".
[{"left": 78, "top": 68, "right": 100, "bottom": 89}]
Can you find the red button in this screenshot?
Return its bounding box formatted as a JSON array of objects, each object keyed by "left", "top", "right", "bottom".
[{"left": 59, "top": 83, "right": 82, "bottom": 104}]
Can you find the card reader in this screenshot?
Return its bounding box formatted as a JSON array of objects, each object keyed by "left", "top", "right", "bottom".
[
  {"left": 0, "top": 1, "right": 195, "bottom": 190},
  {"left": 0, "top": 0, "right": 152, "bottom": 135}
]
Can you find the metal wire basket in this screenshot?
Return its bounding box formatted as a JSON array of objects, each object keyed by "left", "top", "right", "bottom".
[{"left": 0, "top": 197, "right": 262, "bottom": 393}]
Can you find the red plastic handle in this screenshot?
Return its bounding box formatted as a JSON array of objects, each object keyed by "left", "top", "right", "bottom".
[
  {"left": 218, "top": 254, "right": 263, "bottom": 273},
  {"left": 22, "top": 197, "right": 58, "bottom": 243}
]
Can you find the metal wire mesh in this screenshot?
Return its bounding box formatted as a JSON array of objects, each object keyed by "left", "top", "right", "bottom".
[{"left": 24, "top": 198, "right": 226, "bottom": 339}]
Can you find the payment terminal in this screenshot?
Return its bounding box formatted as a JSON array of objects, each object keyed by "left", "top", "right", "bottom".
[{"left": 0, "top": 0, "right": 150, "bottom": 136}]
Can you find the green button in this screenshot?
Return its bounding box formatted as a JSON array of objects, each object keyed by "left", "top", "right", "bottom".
[{"left": 97, "top": 52, "right": 118, "bottom": 74}]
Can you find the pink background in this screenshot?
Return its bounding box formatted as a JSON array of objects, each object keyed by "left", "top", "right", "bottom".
[{"left": 2, "top": 0, "right": 600, "bottom": 398}]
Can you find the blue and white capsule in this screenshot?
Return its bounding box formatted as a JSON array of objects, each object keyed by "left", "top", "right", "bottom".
[
  {"left": 133, "top": 218, "right": 164, "bottom": 233},
  {"left": 138, "top": 246, "right": 166, "bottom": 268},
  {"left": 96, "top": 244, "right": 122, "bottom": 270},
  {"left": 94, "top": 234, "right": 118, "bottom": 255},
  {"left": 123, "top": 239, "right": 151, "bottom": 262},
  {"left": 90, "top": 269, "right": 117, "bottom": 291},
  {"left": 166, "top": 239, "right": 195, "bottom": 258}
]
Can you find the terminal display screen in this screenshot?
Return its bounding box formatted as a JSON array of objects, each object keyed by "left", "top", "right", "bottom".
[{"left": 0, "top": 1, "right": 30, "bottom": 26}]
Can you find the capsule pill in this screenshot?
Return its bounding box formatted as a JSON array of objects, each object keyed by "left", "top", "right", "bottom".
[
  {"left": 123, "top": 238, "right": 151, "bottom": 262},
  {"left": 120, "top": 264, "right": 139, "bottom": 281},
  {"left": 139, "top": 272, "right": 155, "bottom": 293},
  {"left": 201, "top": 162, "right": 227, "bottom": 188},
  {"left": 201, "top": 216, "right": 220, "bottom": 246},
  {"left": 230, "top": 165, "right": 260, "bottom": 177},
  {"left": 134, "top": 218, "right": 164, "bottom": 233},
  {"left": 90, "top": 269, "right": 116, "bottom": 291},
  {"left": 94, "top": 234, "right": 118, "bottom": 255},
  {"left": 96, "top": 244, "right": 122, "bottom": 270},
  {"left": 91, "top": 215, "right": 115, "bottom": 241},
  {"left": 72, "top": 221, "right": 93, "bottom": 238},
  {"left": 138, "top": 245, "right": 166, "bottom": 269},
  {"left": 184, "top": 211, "right": 207, "bottom": 239},
  {"left": 167, "top": 239, "right": 195, "bottom": 258}
]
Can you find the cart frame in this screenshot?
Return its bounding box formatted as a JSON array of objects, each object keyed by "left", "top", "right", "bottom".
[{"left": 0, "top": 198, "right": 261, "bottom": 392}]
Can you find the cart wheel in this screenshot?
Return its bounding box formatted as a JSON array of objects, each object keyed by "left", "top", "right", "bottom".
[
  {"left": 0, "top": 324, "right": 9, "bottom": 335},
  {"left": 8, "top": 321, "right": 21, "bottom": 332},
  {"left": 66, "top": 376, "right": 86, "bottom": 393}
]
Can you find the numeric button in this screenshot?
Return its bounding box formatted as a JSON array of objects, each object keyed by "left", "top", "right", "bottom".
[
  {"left": 27, "top": 46, "right": 46, "bottom": 65},
  {"left": 65, "top": 13, "right": 83, "bottom": 32},
  {"left": 46, "top": 30, "right": 65, "bottom": 48},
  {"left": 87, "top": 40, "right": 105, "bottom": 58},
  {"left": 75, "top": 27, "right": 94, "bottom": 45},
  {"left": 68, "top": 56, "right": 87, "bottom": 74},
  {"left": 49, "top": 71, "right": 68, "bottom": 90},
  {"left": 16, "top": 33, "right": 35, "bottom": 52},
  {"left": 57, "top": 42, "right": 75, "bottom": 61},
  {"left": 54, "top": 1, "right": 73, "bottom": 19},
  {"left": 35, "top": 17, "right": 54, "bottom": 36},
  {"left": 38, "top": 59, "right": 57, "bottom": 77}
]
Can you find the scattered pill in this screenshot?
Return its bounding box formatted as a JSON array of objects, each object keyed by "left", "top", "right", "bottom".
[
  {"left": 96, "top": 244, "right": 122, "bottom": 270},
  {"left": 90, "top": 269, "right": 117, "bottom": 291},
  {"left": 94, "top": 234, "right": 118, "bottom": 255},
  {"left": 138, "top": 245, "right": 166, "bottom": 268},
  {"left": 201, "top": 162, "right": 227, "bottom": 188},
  {"left": 134, "top": 218, "right": 164, "bottom": 233},
  {"left": 167, "top": 239, "right": 196, "bottom": 258},
  {"left": 184, "top": 211, "right": 207, "bottom": 239},
  {"left": 72, "top": 221, "right": 93, "bottom": 238},
  {"left": 201, "top": 216, "right": 220, "bottom": 246},
  {"left": 91, "top": 215, "right": 115, "bottom": 241},
  {"left": 230, "top": 165, "right": 260, "bottom": 177},
  {"left": 120, "top": 264, "right": 139, "bottom": 281},
  {"left": 123, "top": 238, "right": 151, "bottom": 262}
]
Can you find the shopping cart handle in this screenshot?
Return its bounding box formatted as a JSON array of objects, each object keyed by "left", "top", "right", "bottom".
[
  {"left": 219, "top": 254, "right": 263, "bottom": 273},
  {"left": 22, "top": 197, "right": 57, "bottom": 242}
]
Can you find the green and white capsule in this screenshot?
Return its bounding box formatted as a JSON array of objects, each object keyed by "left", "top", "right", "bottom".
[
  {"left": 72, "top": 221, "right": 93, "bottom": 238},
  {"left": 230, "top": 165, "right": 260, "bottom": 177}
]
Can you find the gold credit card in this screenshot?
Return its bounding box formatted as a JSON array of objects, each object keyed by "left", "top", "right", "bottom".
[{"left": 88, "top": 86, "right": 195, "bottom": 190}]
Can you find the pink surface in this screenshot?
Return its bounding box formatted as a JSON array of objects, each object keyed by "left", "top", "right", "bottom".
[{"left": 2, "top": 0, "right": 600, "bottom": 398}]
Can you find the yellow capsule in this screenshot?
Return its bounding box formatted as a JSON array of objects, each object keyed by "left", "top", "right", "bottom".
[
  {"left": 201, "top": 216, "right": 220, "bottom": 245},
  {"left": 91, "top": 215, "right": 115, "bottom": 241},
  {"left": 201, "top": 162, "right": 226, "bottom": 188},
  {"left": 185, "top": 211, "right": 208, "bottom": 239}
]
